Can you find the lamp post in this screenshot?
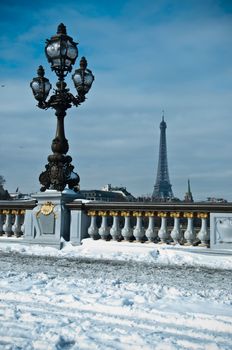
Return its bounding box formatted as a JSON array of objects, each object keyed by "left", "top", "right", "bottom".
[{"left": 30, "top": 23, "right": 94, "bottom": 192}]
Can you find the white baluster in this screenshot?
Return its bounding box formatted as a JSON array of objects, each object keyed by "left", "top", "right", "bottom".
[
  {"left": 170, "top": 213, "right": 183, "bottom": 244},
  {"left": 87, "top": 211, "right": 99, "bottom": 240},
  {"left": 0, "top": 211, "right": 4, "bottom": 236},
  {"left": 21, "top": 210, "right": 25, "bottom": 236},
  {"left": 99, "top": 211, "right": 110, "bottom": 240},
  {"left": 197, "top": 213, "right": 209, "bottom": 247},
  {"left": 110, "top": 211, "right": 122, "bottom": 241},
  {"left": 121, "top": 212, "right": 133, "bottom": 241},
  {"left": 133, "top": 212, "right": 145, "bottom": 242},
  {"left": 12, "top": 210, "right": 24, "bottom": 237},
  {"left": 21, "top": 222, "right": 25, "bottom": 235},
  {"left": 158, "top": 213, "right": 170, "bottom": 243},
  {"left": 145, "top": 213, "right": 157, "bottom": 242},
  {"left": 3, "top": 210, "right": 13, "bottom": 237},
  {"left": 184, "top": 213, "right": 195, "bottom": 245}
]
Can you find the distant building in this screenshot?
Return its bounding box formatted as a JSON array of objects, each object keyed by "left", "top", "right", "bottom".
[
  {"left": 101, "top": 184, "right": 135, "bottom": 201},
  {"left": 206, "top": 197, "right": 227, "bottom": 203},
  {"left": 79, "top": 189, "right": 126, "bottom": 202},
  {"left": 184, "top": 179, "right": 194, "bottom": 203},
  {"left": 79, "top": 184, "right": 135, "bottom": 202},
  {"left": 9, "top": 188, "right": 31, "bottom": 200}
]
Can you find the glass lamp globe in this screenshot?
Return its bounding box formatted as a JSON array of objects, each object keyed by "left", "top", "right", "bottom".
[
  {"left": 30, "top": 66, "right": 52, "bottom": 102},
  {"left": 72, "top": 57, "right": 94, "bottom": 95},
  {"left": 45, "top": 23, "right": 78, "bottom": 76}
]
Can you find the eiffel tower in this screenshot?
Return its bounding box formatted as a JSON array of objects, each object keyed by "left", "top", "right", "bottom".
[{"left": 152, "top": 113, "right": 174, "bottom": 200}]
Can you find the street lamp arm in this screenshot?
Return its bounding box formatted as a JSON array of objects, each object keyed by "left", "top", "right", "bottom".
[
  {"left": 37, "top": 100, "right": 50, "bottom": 110},
  {"left": 70, "top": 94, "right": 85, "bottom": 106},
  {"left": 36, "top": 90, "right": 85, "bottom": 110}
]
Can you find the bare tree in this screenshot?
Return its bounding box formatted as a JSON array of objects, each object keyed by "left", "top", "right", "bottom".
[
  {"left": 0, "top": 175, "right": 11, "bottom": 200},
  {"left": 0, "top": 175, "right": 5, "bottom": 187}
]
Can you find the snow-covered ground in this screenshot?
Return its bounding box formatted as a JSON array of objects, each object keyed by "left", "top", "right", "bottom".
[{"left": 0, "top": 239, "right": 232, "bottom": 349}]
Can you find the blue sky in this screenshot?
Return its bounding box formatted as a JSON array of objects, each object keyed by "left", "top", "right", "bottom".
[{"left": 0, "top": 0, "right": 232, "bottom": 200}]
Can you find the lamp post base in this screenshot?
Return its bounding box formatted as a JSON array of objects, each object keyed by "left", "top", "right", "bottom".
[
  {"left": 39, "top": 154, "right": 80, "bottom": 192},
  {"left": 23, "top": 189, "right": 78, "bottom": 249}
]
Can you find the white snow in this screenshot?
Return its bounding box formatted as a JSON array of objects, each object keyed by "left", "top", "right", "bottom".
[
  {"left": 0, "top": 238, "right": 232, "bottom": 270},
  {"left": 0, "top": 239, "right": 231, "bottom": 349}
]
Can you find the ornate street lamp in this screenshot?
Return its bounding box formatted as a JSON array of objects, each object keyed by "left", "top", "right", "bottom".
[{"left": 30, "top": 23, "right": 94, "bottom": 192}]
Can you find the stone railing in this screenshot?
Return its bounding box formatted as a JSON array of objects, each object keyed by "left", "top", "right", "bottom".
[
  {"left": 1, "top": 199, "right": 231, "bottom": 249},
  {"left": 67, "top": 201, "right": 232, "bottom": 248},
  {"left": 0, "top": 200, "right": 36, "bottom": 238}
]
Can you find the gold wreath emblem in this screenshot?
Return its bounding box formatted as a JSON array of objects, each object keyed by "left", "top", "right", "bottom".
[{"left": 39, "top": 202, "right": 55, "bottom": 216}]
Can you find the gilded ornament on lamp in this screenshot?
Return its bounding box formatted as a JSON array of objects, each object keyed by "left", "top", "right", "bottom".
[
  {"left": 170, "top": 212, "right": 180, "bottom": 218},
  {"left": 197, "top": 213, "right": 208, "bottom": 219},
  {"left": 183, "top": 212, "right": 194, "bottom": 218}
]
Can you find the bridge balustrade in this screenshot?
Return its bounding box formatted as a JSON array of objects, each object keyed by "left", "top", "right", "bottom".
[{"left": 0, "top": 200, "right": 231, "bottom": 249}]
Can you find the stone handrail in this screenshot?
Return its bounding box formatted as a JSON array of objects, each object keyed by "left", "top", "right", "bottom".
[{"left": 67, "top": 201, "right": 232, "bottom": 212}]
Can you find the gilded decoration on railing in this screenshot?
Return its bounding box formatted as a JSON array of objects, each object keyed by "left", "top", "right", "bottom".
[
  {"left": 109, "top": 211, "right": 120, "bottom": 216},
  {"left": 133, "top": 211, "right": 143, "bottom": 217},
  {"left": 87, "top": 210, "right": 97, "bottom": 216},
  {"left": 36, "top": 202, "right": 55, "bottom": 217},
  {"left": 170, "top": 212, "right": 180, "bottom": 218},
  {"left": 0, "top": 209, "right": 25, "bottom": 216},
  {"left": 12, "top": 210, "right": 20, "bottom": 215},
  {"left": 120, "top": 211, "right": 130, "bottom": 217},
  {"left": 2, "top": 209, "right": 10, "bottom": 215},
  {"left": 144, "top": 212, "right": 155, "bottom": 217},
  {"left": 98, "top": 211, "right": 108, "bottom": 217},
  {"left": 183, "top": 212, "right": 194, "bottom": 219},
  {"left": 121, "top": 211, "right": 131, "bottom": 217},
  {"left": 197, "top": 213, "right": 208, "bottom": 219},
  {"left": 157, "top": 212, "right": 167, "bottom": 218}
]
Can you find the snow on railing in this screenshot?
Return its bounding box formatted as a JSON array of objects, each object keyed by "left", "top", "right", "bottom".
[{"left": 0, "top": 200, "right": 36, "bottom": 238}]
